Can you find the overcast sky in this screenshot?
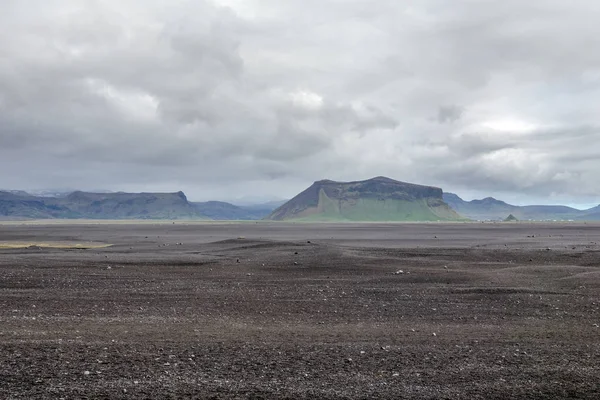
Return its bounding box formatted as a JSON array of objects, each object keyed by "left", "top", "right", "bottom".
[{"left": 2, "top": 0, "right": 600, "bottom": 206}]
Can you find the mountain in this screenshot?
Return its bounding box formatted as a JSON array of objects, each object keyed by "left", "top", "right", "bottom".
[
  {"left": 192, "top": 201, "right": 281, "bottom": 220},
  {"left": 443, "top": 193, "right": 600, "bottom": 221},
  {"left": 0, "top": 190, "right": 32, "bottom": 197},
  {"left": 443, "top": 193, "right": 517, "bottom": 221},
  {"left": 0, "top": 190, "right": 205, "bottom": 220},
  {"left": 63, "top": 191, "right": 201, "bottom": 219},
  {"left": 0, "top": 190, "right": 285, "bottom": 220},
  {"left": 4, "top": 184, "right": 598, "bottom": 222},
  {"left": 266, "top": 177, "right": 463, "bottom": 221},
  {"left": 0, "top": 191, "right": 72, "bottom": 219}
]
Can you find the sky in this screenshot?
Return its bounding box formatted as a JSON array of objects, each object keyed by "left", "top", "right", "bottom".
[{"left": 2, "top": 0, "right": 600, "bottom": 207}]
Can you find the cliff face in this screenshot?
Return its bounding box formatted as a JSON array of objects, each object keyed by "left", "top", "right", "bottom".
[
  {"left": 0, "top": 191, "right": 204, "bottom": 219},
  {"left": 267, "top": 177, "right": 462, "bottom": 221}
]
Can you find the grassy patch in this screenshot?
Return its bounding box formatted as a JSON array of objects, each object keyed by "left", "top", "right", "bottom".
[
  {"left": 292, "top": 193, "right": 464, "bottom": 222},
  {"left": 0, "top": 242, "right": 111, "bottom": 249}
]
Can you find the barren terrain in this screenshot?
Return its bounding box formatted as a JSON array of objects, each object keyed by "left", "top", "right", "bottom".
[{"left": 1, "top": 222, "right": 599, "bottom": 399}]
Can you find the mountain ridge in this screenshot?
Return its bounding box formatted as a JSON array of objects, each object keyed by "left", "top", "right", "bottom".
[
  {"left": 0, "top": 190, "right": 284, "bottom": 220},
  {"left": 0, "top": 190, "right": 202, "bottom": 219},
  {"left": 2, "top": 183, "right": 600, "bottom": 221},
  {"left": 443, "top": 192, "right": 600, "bottom": 221}
]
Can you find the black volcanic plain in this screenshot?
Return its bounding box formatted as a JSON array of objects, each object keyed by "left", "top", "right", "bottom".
[{"left": 1, "top": 222, "right": 599, "bottom": 399}]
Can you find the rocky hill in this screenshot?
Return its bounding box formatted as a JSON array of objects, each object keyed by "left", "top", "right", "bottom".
[{"left": 266, "top": 177, "right": 462, "bottom": 221}]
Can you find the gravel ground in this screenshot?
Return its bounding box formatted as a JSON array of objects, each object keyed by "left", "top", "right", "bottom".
[{"left": 0, "top": 222, "right": 599, "bottom": 399}]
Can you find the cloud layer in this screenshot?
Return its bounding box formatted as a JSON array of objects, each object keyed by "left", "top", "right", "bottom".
[{"left": 2, "top": 0, "right": 600, "bottom": 205}]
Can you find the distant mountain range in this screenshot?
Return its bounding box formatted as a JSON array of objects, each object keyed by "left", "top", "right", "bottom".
[
  {"left": 443, "top": 193, "right": 600, "bottom": 221},
  {"left": 2, "top": 178, "right": 599, "bottom": 221},
  {"left": 0, "top": 191, "right": 283, "bottom": 220},
  {"left": 191, "top": 200, "right": 285, "bottom": 220},
  {"left": 266, "top": 177, "right": 462, "bottom": 221}
]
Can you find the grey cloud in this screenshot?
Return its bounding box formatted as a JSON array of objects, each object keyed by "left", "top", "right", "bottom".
[
  {"left": 437, "top": 105, "right": 464, "bottom": 124},
  {"left": 1, "top": 0, "right": 600, "bottom": 203}
]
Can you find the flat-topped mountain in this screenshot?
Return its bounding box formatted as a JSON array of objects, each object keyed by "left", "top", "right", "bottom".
[
  {"left": 0, "top": 190, "right": 203, "bottom": 219},
  {"left": 266, "top": 176, "right": 462, "bottom": 221},
  {"left": 0, "top": 190, "right": 284, "bottom": 220}
]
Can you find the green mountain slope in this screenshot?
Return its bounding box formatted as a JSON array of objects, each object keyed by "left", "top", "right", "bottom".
[{"left": 266, "top": 177, "right": 463, "bottom": 221}]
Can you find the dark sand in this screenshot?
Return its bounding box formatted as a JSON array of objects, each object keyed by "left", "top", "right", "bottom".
[{"left": 0, "top": 222, "right": 599, "bottom": 399}]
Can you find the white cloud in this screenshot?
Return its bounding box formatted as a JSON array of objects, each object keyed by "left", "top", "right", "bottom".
[{"left": 1, "top": 0, "right": 600, "bottom": 204}]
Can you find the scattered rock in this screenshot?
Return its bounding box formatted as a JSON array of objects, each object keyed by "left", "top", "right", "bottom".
[
  {"left": 83, "top": 371, "right": 90, "bottom": 376},
  {"left": 393, "top": 270, "right": 404, "bottom": 275},
  {"left": 432, "top": 332, "right": 437, "bottom": 337}
]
